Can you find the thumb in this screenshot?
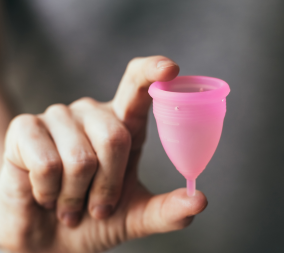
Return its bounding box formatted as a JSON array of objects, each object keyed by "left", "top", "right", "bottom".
[{"left": 128, "top": 188, "right": 208, "bottom": 238}]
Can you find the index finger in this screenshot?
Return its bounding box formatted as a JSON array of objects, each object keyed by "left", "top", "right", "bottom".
[{"left": 112, "top": 56, "right": 179, "bottom": 134}]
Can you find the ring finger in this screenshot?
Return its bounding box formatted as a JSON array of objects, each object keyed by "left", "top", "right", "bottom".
[{"left": 41, "top": 104, "right": 97, "bottom": 227}]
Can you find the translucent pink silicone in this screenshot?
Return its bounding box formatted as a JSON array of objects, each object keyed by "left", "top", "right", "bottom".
[{"left": 148, "top": 76, "right": 230, "bottom": 196}]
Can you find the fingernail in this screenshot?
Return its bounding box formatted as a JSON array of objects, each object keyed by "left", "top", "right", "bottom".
[
  {"left": 43, "top": 201, "right": 56, "bottom": 209},
  {"left": 92, "top": 205, "right": 112, "bottom": 219},
  {"left": 157, "top": 60, "right": 177, "bottom": 69},
  {"left": 62, "top": 211, "right": 81, "bottom": 226}
]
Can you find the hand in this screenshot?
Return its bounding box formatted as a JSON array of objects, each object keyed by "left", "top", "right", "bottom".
[{"left": 0, "top": 56, "right": 207, "bottom": 253}]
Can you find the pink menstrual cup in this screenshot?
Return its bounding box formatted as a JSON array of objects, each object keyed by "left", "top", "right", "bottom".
[{"left": 148, "top": 76, "right": 230, "bottom": 196}]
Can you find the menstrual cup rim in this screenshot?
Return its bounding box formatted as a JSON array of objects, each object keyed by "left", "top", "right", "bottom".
[{"left": 149, "top": 75, "right": 230, "bottom": 103}]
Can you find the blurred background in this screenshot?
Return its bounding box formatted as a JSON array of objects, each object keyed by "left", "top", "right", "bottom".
[{"left": 2, "top": 0, "right": 284, "bottom": 252}]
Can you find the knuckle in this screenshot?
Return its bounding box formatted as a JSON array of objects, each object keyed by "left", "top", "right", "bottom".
[
  {"left": 44, "top": 103, "right": 69, "bottom": 118},
  {"left": 70, "top": 97, "right": 96, "bottom": 110},
  {"left": 11, "top": 114, "right": 40, "bottom": 130},
  {"left": 76, "top": 96, "right": 95, "bottom": 104},
  {"left": 36, "top": 157, "right": 62, "bottom": 177},
  {"left": 67, "top": 151, "right": 97, "bottom": 177},
  {"left": 99, "top": 126, "right": 131, "bottom": 149}
]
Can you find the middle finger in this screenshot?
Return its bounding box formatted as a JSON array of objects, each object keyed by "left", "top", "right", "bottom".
[{"left": 72, "top": 100, "right": 131, "bottom": 219}]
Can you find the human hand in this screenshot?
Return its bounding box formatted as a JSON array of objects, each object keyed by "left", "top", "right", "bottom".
[{"left": 0, "top": 56, "right": 208, "bottom": 253}]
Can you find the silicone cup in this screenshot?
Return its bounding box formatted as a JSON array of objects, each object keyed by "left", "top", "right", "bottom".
[{"left": 148, "top": 76, "right": 230, "bottom": 196}]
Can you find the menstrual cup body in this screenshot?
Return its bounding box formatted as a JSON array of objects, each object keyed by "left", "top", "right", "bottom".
[
  {"left": 154, "top": 100, "right": 225, "bottom": 180},
  {"left": 149, "top": 76, "right": 230, "bottom": 195}
]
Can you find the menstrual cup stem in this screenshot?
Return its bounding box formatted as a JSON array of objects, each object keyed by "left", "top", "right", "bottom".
[{"left": 187, "top": 179, "right": 196, "bottom": 196}]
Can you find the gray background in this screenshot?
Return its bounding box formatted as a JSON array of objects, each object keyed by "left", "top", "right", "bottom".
[{"left": 3, "top": 0, "right": 284, "bottom": 252}]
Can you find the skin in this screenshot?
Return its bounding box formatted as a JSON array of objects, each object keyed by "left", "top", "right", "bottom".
[{"left": 0, "top": 56, "right": 208, "bottom": 253}]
